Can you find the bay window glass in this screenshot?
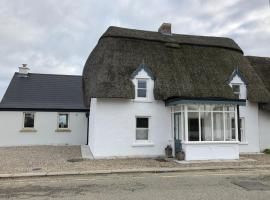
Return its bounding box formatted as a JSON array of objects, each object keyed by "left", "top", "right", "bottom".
[
  {"left": 188, "top": 112, "right": 199, "bottom": 141},
  {"left": 183, "top": 105, "right": 237, "bottom": 142},
  {"left": 213, "top": 112, "right": 224, "bottom": 141},
  {"left": 225, "top": 113, "right": 235, "bottom": 141},
  {"left": 201, "top": 112, "right": 212, "bottom": 141}
]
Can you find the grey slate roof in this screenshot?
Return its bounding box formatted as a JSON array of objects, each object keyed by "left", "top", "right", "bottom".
[{"left": 0, "top": 73, "right": 88, "bottom": 111}]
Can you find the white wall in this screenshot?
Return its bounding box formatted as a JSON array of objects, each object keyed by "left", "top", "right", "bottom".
[
  {"left": 258, "top": 109, "right": 270, "bottom": 151},
  {"left": 0, "top": 111, "right": 88, "bottom": 146},
  {"left": 88, "top": 98, "right": 172, "bottom": 158},
  {"left": 239, "top": 101, "right": 260, "bottom": 153},
  {"left": 183, "top": 143, "right": 239, "bottom": 160}
]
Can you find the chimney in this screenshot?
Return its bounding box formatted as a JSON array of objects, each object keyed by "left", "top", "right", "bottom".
[
  {"left": 18, "top": 64, "right": 30, "bottom": 75},
  {"left": 158, "top": 23, "right": 172, "bottom": 35}
]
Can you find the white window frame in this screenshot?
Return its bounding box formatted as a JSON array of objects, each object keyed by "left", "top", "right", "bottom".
[
  {"left": 136, "top": 78, "right": 148, "bottom": 100},
  {"left": 22, "top": 112, "right": 35, "bottom": 129},
  {"left": 57, "top": 113, "right": 69, "bottom": 129},
  {"left": 133, "top": 116, "right": 154, "bottom": 147},
  {"left": 172, "top": 105, "right": 239, "bottom": 143},
  {"left": 239, "top": 117, "right": 246, "bottom": 143},
  {"left": 231, "top": 84, "right": 241, "bottom": 99}
]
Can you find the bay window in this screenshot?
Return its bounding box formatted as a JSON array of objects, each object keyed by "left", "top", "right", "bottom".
[{"left": 177, "top": 105, "right": 238, "bottom": 142}]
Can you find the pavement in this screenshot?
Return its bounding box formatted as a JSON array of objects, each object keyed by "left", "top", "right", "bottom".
[
  {"left": 1, "top": 170, "right": 270, "bottom": 199},
  {"left": 1, "top": 146, "right": 270, "bottom": 179}
]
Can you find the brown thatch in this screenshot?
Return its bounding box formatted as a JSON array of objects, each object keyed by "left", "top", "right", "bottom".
[
  {"left": 247, "top": 56, "right": 270, "bottom": 111},
  {"left": 82, "top": 26, "right": 270, "bottom": 106}
]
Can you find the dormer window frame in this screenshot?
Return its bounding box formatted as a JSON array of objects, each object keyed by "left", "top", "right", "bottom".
[
  {"left": 231, "top": 83, "right": 241, "bottom": 99},
  {"left": 136, "top": 78, "right": 149, "bottom": 100}
]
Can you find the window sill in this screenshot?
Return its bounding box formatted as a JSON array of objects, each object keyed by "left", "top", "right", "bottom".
[
  {"left": 239, "top": 142, "right": 248, "bottom": 145},
  {"left": 55, "top": 128, "right": 71, "bottom": 133},
  {"left": 183, "top": 141, "right": 239, "bottom": 144},
  {"left": 132, "top": 141, "right": 154, "bottom": 147},
  {"left": 20, "top": 128, "right": 37, "bottom": 133},
  {"left": 133, "top": 99, "right": 153, "bottom": 103}
]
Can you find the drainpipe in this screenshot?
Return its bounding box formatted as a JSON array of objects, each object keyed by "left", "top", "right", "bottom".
[{"left": 85, "top": 112, "right": 89, "bottom": 145}]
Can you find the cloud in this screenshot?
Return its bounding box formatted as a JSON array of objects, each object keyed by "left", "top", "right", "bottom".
[{"left": 0, "top": 0, "right": 269, "bottom": 98}]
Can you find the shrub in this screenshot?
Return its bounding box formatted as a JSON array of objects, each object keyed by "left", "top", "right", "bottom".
[{"left": 263, "top": 149, "right": 270, "bottom": 154}]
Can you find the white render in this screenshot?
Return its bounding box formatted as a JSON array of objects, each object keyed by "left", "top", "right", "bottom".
[
  {"left": 258, "top": 109, "right": 270, "bottom": 151},
  {"left": 88, "top": 98, "right": 172, "bottom": 158},
  {"left": 0, "top": 111, "right": 88, "bottom": 146},
  {"left": 239, "top": 101, "right": 261, "bottom": 153},
  {"left": 183, "top": 143, "right": 239, "bottom": 160}
]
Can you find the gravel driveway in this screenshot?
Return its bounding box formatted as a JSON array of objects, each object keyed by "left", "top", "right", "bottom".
[{"left": 0, "top": 146, "right": 270, "bottom": 174}]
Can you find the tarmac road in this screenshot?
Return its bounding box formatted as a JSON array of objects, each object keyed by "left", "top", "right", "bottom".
[{"left": 0, "top": 169, "right": 270, "bottom": 200}]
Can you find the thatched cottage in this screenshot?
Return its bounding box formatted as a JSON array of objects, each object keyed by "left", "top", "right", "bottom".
[{"left": 1, "top": 24, "right": 270, "bottom": 160}]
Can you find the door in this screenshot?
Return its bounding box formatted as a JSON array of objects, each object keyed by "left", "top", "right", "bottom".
[{"left": 174, "top": 113, "right": 182, "bottom": 156}]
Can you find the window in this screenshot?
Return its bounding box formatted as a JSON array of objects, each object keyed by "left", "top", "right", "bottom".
[
  {"left": 137, "top": 79, "right": 147, "bottom": 98},
  {"left": 232, "top": 84, "right": 240, "bottom": 99},
  {"left": 239, "top": 118, "right": 245, "bottom": 142},
  {"left": 136, "top": 117, "right": 149, "bottom": 140},
  {"left": 58, "top": 114, "right": 69, "bottom": 129},
  {"left": 23, "top": 112, "right": 35, "bottom": 128},
  {"left": 185, "top": 105, "right": 237, "bottom": 142}
]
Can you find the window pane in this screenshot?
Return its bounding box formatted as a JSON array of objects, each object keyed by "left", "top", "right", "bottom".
[
  {"left": 138, "top": 80, "right": 146, "bottom": 88},
  {"left": 136, "top": 118, "right": 148, "bottom": 128},
  {"left": 59, "top": 114, "right": 68, "bottom": 128},
  {"left": 225, "top": 113, "right": 235, "bottom": 141},
  {"left": 201, "top": 112, "right": 212, "bottom": 141},
  {"left": 136, "top": 129, "right": 148, "bottom": 140},
  {"left": 137, "top": 89, "right": 146, "bottom": 97},
  {"left": 213, "top": 112, "right": 224, "bottom": 141},
  {"left": 232, "top": 85, "right": 240, "bottom": 92},
  {"left": 187, "top": 105, "right": 199, "bottom": 111},
  {"left": 188, "top": 112, "right": 199, "bottom": 141},
  {"left": 224, "top": 106, "right": 235, "bottom": 111},
  {"left": 24, "top": 113, "right": 34, "bottom": 128},
  {"left": 213, "top": 105, "right": 223, "bottom": 111}
]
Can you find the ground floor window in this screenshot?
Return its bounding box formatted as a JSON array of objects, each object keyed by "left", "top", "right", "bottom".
[
  {"left": 239, "top": 117, "right": 245, "bottom": 142},
  {"left": 175, "top": 105, "right": 238, "bottom": 142},
  {"left": 23, "top": 112, "right": 35, "bottom": 128},
  {"left": 136, "top": 117, "right": 149, "bottom": 140},
  {"left": 58, "top": 113, "right": 69, "bottom": 129}
]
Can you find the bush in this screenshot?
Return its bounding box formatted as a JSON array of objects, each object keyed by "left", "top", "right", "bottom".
[{"left": 263, "top": 149, "right": 270, "bottom": 154}]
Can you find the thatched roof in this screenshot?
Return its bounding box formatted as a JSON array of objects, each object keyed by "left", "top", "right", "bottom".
[
  {"left": 247, "top": 56, "right": 270, "bottom": 111},
  {"left": 83, "top": 26, "right": 270, "bottom": 106}
]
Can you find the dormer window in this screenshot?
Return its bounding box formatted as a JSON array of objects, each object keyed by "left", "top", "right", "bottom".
[
  {"left": 232, "top": 84, "right": 241, "bottom": 99},
  {"left": 137, "top": 79, "right": 147, "bottom": 98},
  {"left": 228, "top": 68, "right": 247, "bottom": 100}
]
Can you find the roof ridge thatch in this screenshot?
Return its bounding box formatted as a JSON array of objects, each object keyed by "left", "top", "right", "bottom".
[
  {"left": 82, "top": 26, "right": 270, "bottom": 107},
  {"left": 101, "top": 26, "right": 243, "bottom": 53}
]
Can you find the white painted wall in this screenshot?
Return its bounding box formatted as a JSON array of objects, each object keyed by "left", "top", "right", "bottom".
[
  {"left": 183, "top": 143, "right": 239, "bottom": 160},
  {"left": 258, "top": 109, "right": 270, "bottom": 151},
  {"left": 0, "top": 111, "right": 88, "bottom": 146},
  {"left": 239, "top": 101, "right": 260, "bottom": 153},
  {"left": 88, "top": 98, "right": 172, "bottom": 158}
]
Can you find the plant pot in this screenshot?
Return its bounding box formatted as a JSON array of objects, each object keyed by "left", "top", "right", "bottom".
[{"left": 175, "top": 151, "right": 185, "bottom": 160}]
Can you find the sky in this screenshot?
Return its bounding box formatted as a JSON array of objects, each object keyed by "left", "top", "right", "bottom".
[{"left": 0, "top": 0, "right": 269, "bottom": 99}]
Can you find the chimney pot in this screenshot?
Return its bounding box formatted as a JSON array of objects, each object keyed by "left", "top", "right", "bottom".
[
  {"left": 158, "top": 23, "right": 172, "bottom": 35},
  {"left": 19, "top": 64, "right": 30, "bottom": 75}
]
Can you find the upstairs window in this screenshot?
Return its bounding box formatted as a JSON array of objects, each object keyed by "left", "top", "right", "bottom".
[
  {"left": 232, "top": 84, "right": 241, "bottom": 99},
  {"left": 58, "top": 113, "right": 69, "bottom": 129},
  {"left": 23, "top": 112, "right": 35, "bottom": 128},
  {"left": 137, "top": 79, "right": 147, "bottom": 98}
]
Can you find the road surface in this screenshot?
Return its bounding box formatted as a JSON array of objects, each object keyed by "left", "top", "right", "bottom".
[{"left": 0, "top": 170, "right": 270, "bottom": 199}]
